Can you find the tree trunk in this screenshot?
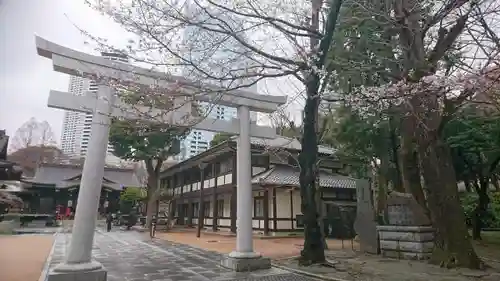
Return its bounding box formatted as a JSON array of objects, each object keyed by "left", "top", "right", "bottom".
[
  {"left": 298, "top": 75, "right": 325, "bottom": 265},
  {"left": 464, "top": 177, "right": 472, "bottom": 192},
  {"left": 388, "top": 113, "right": 403, "bottom": 190},
  {"left": 376, "top": 167, "right": 388, "bottom": 223},
  {"left": 399, "top": 114, "right": 427, "bottom": 210},
  {"left": 145, "top": 158, "right": 163, "bottom": 231},
  {"left": 146, "top": 175, "right": 158, "bottom": 230},
  {"left": 315, "top": 184, "right": 328, "bottom": 250},
  {"left": 472, "top": 180, "right": 490, "bottom": 240},
  {"left": 297, "top": 0, "right": 342, "bottom": 265},
  {"left": 412, "top": 101, "right": 481, "bottom": 268},
  {"left": 491, "top": 174, "right": 500, "bottom": 191}
]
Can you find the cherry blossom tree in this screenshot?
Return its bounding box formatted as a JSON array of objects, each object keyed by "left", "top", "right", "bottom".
[
  {"left": 81, "top": 0, "right": 500, "bottom": 268},
  {"left": 85, "top": 0, "right": 345, "bottom": 264},
  {"left": 322, "top": 0, "right": 500, "bottom": 268}
]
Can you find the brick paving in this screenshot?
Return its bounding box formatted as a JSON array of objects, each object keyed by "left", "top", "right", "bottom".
[{"left": 46, "top": 229, "right": 320, "bottom": 281}]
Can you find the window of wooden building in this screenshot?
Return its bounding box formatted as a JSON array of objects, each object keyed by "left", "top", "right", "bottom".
[
  {"left": 217, "top": 199, "right": 224, "bottom": 217},
  {"left": 253, "top": 196, "right": 264, "bottom": 218},
  {"left": 192, "top": 202, "right": 199, "bottom": 218},
  {"left": 218, "top": 158, "right": 233, "bottom": 175},
  {"left": 204, "top": 201, "right": 211, "bottom": 217},
  {"left": 205, "top": 164, "right": 214, "bottom": 178}
]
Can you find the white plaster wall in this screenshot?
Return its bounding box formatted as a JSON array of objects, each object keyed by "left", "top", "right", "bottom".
[
  {"left": 277, "top": 220, "right": 293, "bottom": 229},
  {"left": 268, "top": 189, "right": 302, "bottom": 230},
  {"left": 222, "top": 194, "right": 231, "bottom": 217},
  {"left": 173, "top": 186, "right": 308, "bottom": 232},
  {"left": 275, "top": 189, "right": 291, "bottom": 219},
  {"left": 292, "top": 190, "right": 301, "bottom": 217},
  {"left": 177, "top": 172, "right": 232, "bottom": 195},
  {"left": 219, "top": 218, "right": 231, "bottom": 227}
]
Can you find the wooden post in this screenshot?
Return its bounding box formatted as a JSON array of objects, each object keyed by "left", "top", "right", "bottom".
[
  {"left": 212, "top": 163, "right": 218, "bottom": 232},
  {"left": 230, "top": 153, "right": 237, "bottom": 233},
  {"left": 263, "top": 188, "right": 270, "bottom": 236},
  {"left": 186, "top": 172, "right": 193, "bottom": 226},
  {"left": 196, "top": 163, "right": 207, "bottom": 238},
  {"left": 290, "top": 188, "right": 294, "bottom": 230},
  {"left": 272, "top": 187, "right": 277, "bottom": 231}
]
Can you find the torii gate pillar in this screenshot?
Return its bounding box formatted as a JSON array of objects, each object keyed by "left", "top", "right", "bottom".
[{"left": 36, "top": 36, "right": 286, "bottom": 280}]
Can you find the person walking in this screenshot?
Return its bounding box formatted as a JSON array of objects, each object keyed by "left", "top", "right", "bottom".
[{"left": 106, "top": 212, "right": 113, "bottom": 232}]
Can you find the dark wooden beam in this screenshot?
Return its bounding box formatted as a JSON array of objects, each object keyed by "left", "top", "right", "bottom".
[
  {"left": 212, "top": 163, "right": 218, "bottom": 232},
  {"left": 263, "top": 187, "right": 270, "bottom": 235},
  {"left": 230, "top": 152, "right": 237, "bottom": 233},
  {"left": 187, "top": 198, "right": 193, "bottom": 227},
  {"left": 290, "top": 189, "right": 294, "bottom": 230},
  {"left": 272, "top": 187, "right": 277, "bottom": 231},
  {"left": 196, "top": 163, "right": 207, "bottom": 238}
]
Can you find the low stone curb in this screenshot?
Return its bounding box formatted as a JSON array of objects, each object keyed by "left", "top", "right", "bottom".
[
  {"left": 271, "top": 263, "right": 350, "bottom": 281},
  {"left": 37, "top": 233, "right": 58, "bottom": 281},
  {"left": 131, "top": 225, "right": 148, "bottom": 232}
]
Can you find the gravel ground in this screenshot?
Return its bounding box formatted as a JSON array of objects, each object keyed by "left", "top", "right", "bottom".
[{"left": 0, "top": 234, "right": 54, "bottom": 281}]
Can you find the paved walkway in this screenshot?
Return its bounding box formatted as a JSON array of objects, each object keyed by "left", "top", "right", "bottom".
[{"left": 47, "top": 229, "right": 319, "bottom": 281}]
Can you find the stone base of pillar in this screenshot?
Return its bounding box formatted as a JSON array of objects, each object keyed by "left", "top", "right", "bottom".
[
  {"left": 47, "top": 268, "right": 107, "bottom": 281},
  {"left": 47, "top": 262, "right": 107, "bottom": 281},
  {"left": 220, "top": 252, "right": 271, "bottom": 272}
]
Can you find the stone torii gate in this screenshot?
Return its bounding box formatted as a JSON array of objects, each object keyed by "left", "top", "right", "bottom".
[{"left": 36, "top": 36, "right": 287, "bottom": 280}]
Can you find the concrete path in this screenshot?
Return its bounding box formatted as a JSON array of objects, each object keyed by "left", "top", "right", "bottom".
[{"left": 45, "top": 229, "right": 319, "bottom": 281}]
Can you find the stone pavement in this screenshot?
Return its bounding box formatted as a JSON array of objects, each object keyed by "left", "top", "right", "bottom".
[{"left": 46, "top": 229, "right": 320, "bottom": 281}]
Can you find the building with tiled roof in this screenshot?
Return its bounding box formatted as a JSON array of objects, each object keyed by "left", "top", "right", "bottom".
[
  {"left": 159, "top": 136, "right": 359, "bottom": 238},
  {"left": 19, "top": 163, "right": 142, "bottom": 214}
]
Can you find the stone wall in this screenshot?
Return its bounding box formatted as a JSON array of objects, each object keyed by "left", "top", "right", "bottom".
[{"left": 377, "top": 225, "right": 434, "bottom": 260}]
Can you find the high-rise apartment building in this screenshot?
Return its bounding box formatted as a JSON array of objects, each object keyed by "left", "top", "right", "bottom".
[
  {"left": 174, "top": 2, "right": 259, "bottom": 160},
  {"left": 60, "top": 52, "right": 129, "bottom": 165}
]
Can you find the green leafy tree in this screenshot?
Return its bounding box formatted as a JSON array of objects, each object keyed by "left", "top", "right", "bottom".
[
  {"left": 323, "top": 0, "right": 405, "bottom": 214},
  {"left": 444, "top": 108, "right": 500, "bottom": 240},
  {"left": 109, "top": 119, "right": 188, "bottom": 229},
  {"left": 325, "top": 0, "right": 500, "bottom": 268},
  {"left": 210, "top": 133, "right": 233, "bottom": 147},
  {"left": 88, "top": 0, "right": 496, "bottom": 267},
  {"left": 324, "top": 106, "right": 403, "bottom": 217},
  {"left": 119, "top": 187, "right": 144, "bottom": 214}
]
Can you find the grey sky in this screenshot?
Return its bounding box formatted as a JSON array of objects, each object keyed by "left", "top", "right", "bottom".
[
  {"left": 0, "top": 0, "right": 127, "bottom": 143},
  {"left": 0, "top": 0, "right": 304, "bottom": 146}
]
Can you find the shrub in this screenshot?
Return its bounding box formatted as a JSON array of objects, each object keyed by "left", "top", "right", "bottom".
[
  {"left": 119, "top": 187, "right": 144, "bottom": 214},
  {"left": 460, "top": 191, "right": 500, "bottom": 229}
]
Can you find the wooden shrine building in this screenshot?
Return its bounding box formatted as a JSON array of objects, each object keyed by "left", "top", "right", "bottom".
[
  {"left": 19, "top": 163, "right": 142, "bottom": 214},
  {"left": 160, "top": 136, "right": 359, "bottom": 237}
]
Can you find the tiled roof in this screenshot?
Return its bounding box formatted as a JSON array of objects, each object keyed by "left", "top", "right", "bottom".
[
  {"left": 28, "top": 163, "right": 141, "bottom": 190},
  {"left": 251, "top": 165, "right": 356, "bottom": 189},
  {"left": 231, "top": 136, "right": 337, "bottom": 155}
]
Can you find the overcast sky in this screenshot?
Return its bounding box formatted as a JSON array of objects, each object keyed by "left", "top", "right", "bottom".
[
  {"left": 0, "top": 0, "right": 304, "bottom": 146},
  {"left": 0, "top": 0, "right": 130, "bottom": 142}
]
